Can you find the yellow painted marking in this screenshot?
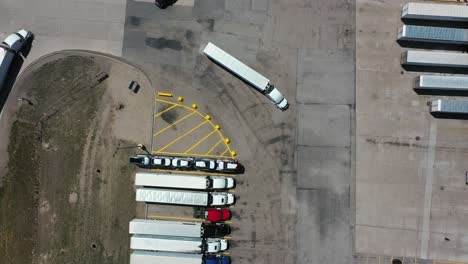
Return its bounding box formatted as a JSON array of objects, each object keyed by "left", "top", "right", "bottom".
[
  {"left": 156, "top": 98, "right": 235, "bottom": 157},
  {"left": 366, "top": 256, "right": 368, "bottom": 264},
  {"left": 222, "top": 252, "right": 230, "bottom": 256},
  {"left": 379, "top": 256, "right": 381, "bottom": 264},
  {"left": 224, "top": 236, "right": 232, "bottom": 240},
  {"left": 147, "top": 215, "right": 205, "bottom": 222},
  {"left": 154, "top": 111, "right": 197, "bottom": 136},
  {"left": 151, "top": 169, "right": 235, "bottom": 177},
  {"left": 220, "top": 148, "right": 230, "bottom": 157},
  {"left": 206, "top": 139, "right": 224, "bottom": 155},
  {"left": 228, "top": 189, "right": 236, "bottom": 193},
  {"left": 153, "top": 151, "right": 232, "bottom": 159},
  {"left": 157, "top": 120, "right": 209, "bottom": 152},
  {"left": 154, "top": 104, "right": 178, "bottom": 117},
  {"left": 184, "top": 129, "right": 217, "bottom": 154},
  {"left": 391, "top": 257, "right": 393, "bottom": 264},
  {"left": 158, "top": 92, "right": 173, "bottom": 97},
  {"left": 225, "top": 221, "right": 233, "bottom": 224}
]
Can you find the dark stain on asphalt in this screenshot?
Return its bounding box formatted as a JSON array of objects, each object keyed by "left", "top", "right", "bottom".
[
  {"left": 128, "top": 16, "right": 141, "bottom": 27},
  {"left": 197, "top": 18, "right": 215, "bottom": 32},
  {"left": 266, "top": 135, "right": 291, "bottom": 145},
  {"left": 158, "top": 106, "right": 179, "bottom": 125},
  {"left": 145, "top": 37, "right": 183, "bottom": 51}
]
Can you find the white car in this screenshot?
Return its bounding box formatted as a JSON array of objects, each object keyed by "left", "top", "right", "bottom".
[
  {"left": 193, "top": 159, "right": 239, "bottom": 173},
  {"left": 129, "top": 154, "right": 151, "bottom": 166},
  {"left": 171, "top": 157, "right": 191, "bottom": 168},
  {"left": 151, "top": 156, "right": 171, "bottom": 168}
]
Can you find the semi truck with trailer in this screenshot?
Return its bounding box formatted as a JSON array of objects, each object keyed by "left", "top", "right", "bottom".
[
  {"left": 129, "top": 250, "right": 230, "bottom": 264},
  {"left": 0, "top": 29, "right": 32, "bottom": 94},
  {"left": 135, "top": 172, "right": 235, "bottom": 190},
  {"left": 129, "top": 219, "right": 231, "bottom": 238},
  {"left": 136, "top": 188, "right": 235, "bottom": 207},
  {"left": 130, "top": 235, "right": 228, "bottom": 254},
  {"left": 203, "top": 42, "right": 289, "bottom": 111},
  {"left": 397, "top": 25, "right": 468, "bottom": 50}
]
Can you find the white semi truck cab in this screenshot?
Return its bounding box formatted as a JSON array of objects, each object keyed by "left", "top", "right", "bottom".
[
  {"left": 211, "top": 192, "right": 235, "bottom": 206},
  {"left": 206, "top": 238, "right": 228, "bottom": 253}
]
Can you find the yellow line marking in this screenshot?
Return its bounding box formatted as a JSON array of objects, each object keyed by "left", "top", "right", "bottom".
[
  {"left": 158, "top": 92, "right": 173, "bottom": 97},
  {"left": 151, "top": 169, "right": 235, "bottom": 177},
  {"left": 184, "top": 129, "right": 218, "bottom": 154},
  {"left": 228, "top": 190, "right": 236, "bottom": 193},
  {"left": 154, "top": 111, "right": 196, "bottom": 136},
  {"left": 222, "top": 252, "right": 230, "bottom": 256},
  {"left": 366, "top": 256, "right": 368, "bottom": 264},
  {"left": 391, "top": 256, "right": 393, "bottom": 264},
  {"left": 224, "top": 236, "right": 232, "bottom": 240},
  {"left": 147, "top": 215, "right": 205, "bottom": 222},
  {"left": 220, "top": 148, "right": 230, "bottom": 157},
  {"left": 379, "top": 256, "right": 381, "bottom": 264},
  {"left": 153, "top": 151, "right": 231, "bottom": 159},
  {"left": 157, "top": 120, "right": 209, "bottom": 152},
  {"left": 156, "top": 98, "right": 234, "bottom": 157},
  {"left": 225, "top": 221, "right": 233, "bottom": 224},
  {"left": 205, "top": 139, "right": 224, "bottom": 155},
  {"left": 154, "top": 104, "right": 178, "bottom": 117}
]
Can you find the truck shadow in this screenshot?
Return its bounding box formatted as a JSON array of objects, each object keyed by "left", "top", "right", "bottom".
[
  {"left": 414, "top": 89, "right": 468, "bottom": 97},
  {"left": 431, "top": 112, "right": 468, "bottom": 120},
  {"left": 0, "top": 35, "right": 34, "bottom": 113}
]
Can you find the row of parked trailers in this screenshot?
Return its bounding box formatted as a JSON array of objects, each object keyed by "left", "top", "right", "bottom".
[
  {"left": 129, "top": 162, "right": 238, "bottom": 263},
  {"left": 398, "top": 2, "right": 468, "bottom": 117}
]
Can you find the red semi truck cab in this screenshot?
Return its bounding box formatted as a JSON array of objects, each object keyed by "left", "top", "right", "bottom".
[{"left": 207, "top": 208, "right": 231, "bottom": 222}]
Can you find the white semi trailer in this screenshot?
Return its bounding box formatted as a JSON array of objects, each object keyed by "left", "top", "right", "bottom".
[
  {"left": 129, "top": 250, "right": 231, "bottom": 264},
  {"left": 402, "top": 3, "right": 468, "bottom": 22},
  {"left": 129, "top": 218, "right": 231, "bottom": 238},
  {"left": 135, "top": 172, "right": 235, "bottom": 190},
  {"left": 0, "top": 29, "right": 32, "bottom": 94},
  {"left": 136, "top": 188, "right": 235, "bottom": 207},
  {"left": 130, "top": 234, "right": 228, "bottom": 254},
  {"left": 203, "top": 42, "right": 289, "bottom": 111}
]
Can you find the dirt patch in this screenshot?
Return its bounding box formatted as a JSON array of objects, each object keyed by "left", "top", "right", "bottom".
[{"left": 0, "top": 54, "right": 145, "bottom": 264}]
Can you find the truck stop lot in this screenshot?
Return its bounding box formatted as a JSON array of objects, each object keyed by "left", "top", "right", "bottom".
[
  {"left": 356, "top": 0, "right": 468, "bottom": 262},
  {"left": 2, "top": 0, "right": 468, "bottom": 263}
]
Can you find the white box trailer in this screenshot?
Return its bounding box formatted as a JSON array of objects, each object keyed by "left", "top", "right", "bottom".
[
  {"left": 402, "top": 3, "right": 468, "bottom": 22},
  {"left": 135, "top": 172, "right": 235, "bottom": 190},
  {"left": 415, "top": 75, "right": 468, "bottom": 91},
  {"left": 203, "top": 42, "right": 289, "bottom": 111},
  {"left": 130, "top": 235, "right": 228, "bottom": 253},
  {"left": 431, "top": 99, "right": 468, "bottom": 114},
  {"left": 130, "top": 251, "right": 203, "bottom": 264},
  {"left": 129, "top": 219, "right": 231, "bottom": 238},
  {"left": 401, "top": 50, "right": 468, "bottom": 69},
  {"left": 398, "top": 25, "right": 468, "bottom": 46},
  {"left": 136, "top": 188, "right": 235, "bottom": 207}
]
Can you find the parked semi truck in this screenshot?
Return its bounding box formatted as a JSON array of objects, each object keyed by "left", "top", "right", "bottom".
[
  {"left": 415, "top": 75, "right": 468, "bottom": 92},
  {"left": 135, "top": 172, "right": 235, "bottom": 190},
  {"left": 0, "top": 29, "right": 32, "bottom": 94},
  {"left": 203, "top": 42, "right": 289, "bottom": 111},
  {"left": 129, "top": 219, "right": 231, "bottom": 238},
  {"left": 401, "top": 50, "right": 468, "bottom": 70},
  {"left": 130, "top": 250, "right": 230, "bottom": 264},
  {"left": 130, "top": 234, "right": 228, "bottom": 253},
  {"left": 136, "top": 188, "right": 235, "bottom": 206}
]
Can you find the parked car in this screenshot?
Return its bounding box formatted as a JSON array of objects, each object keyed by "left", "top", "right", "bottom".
[
  {"left": 171, "top": 157, "right": 191, "bottom": 169},
  {"left": 129, "top": 154, "right": 151, "bottom": 167},
  {"left": 193, "top": 159, "right": 239, "bottom": 173},
  {"left": 155, "top": 0, "right": 178, "bottom": 9},
  {"left": 151, "top": 156, "right": 171, "bottom": 168}
]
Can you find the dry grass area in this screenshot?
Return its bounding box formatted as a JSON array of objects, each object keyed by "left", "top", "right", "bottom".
[{"left": 0, "top": 53, "right": 154, "bottom": 264}]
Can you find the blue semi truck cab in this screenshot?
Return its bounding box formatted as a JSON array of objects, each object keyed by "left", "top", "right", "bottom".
[{"left": 205, "top": 255, "right": 230, "bottom": 264}]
